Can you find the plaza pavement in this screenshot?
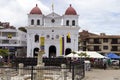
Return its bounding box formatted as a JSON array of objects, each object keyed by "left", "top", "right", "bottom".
[{"left": 83, "top": 68, "right": 120, "bottom": 80}]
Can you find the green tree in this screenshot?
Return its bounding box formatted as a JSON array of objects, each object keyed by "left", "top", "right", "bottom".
[
  {"left": 78, "top": 52, "right": 90, "bottom": 58},
  {"left": 18, "top": 27, "right": 27, "bottom": 32},
  {"left": 0, "top": 49, "right": 9, "bottom": 57},
  {"left": 72, "top": 51, "right": 76, "bottom": 54}
]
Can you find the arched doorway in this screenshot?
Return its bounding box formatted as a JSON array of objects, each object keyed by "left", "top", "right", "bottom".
[
  {"left": 33, "top": 48, "right": 39, "bottom": 57},
  {"left": 49, "top": 45, "right": 56, "bottom": 58},
  {"left": 65, "top": 48, "right": 71, "bottom": 55}
]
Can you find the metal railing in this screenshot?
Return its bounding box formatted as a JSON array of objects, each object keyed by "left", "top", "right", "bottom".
[{"left": 0, "top": 58, "right": 85, "bottom": 80}]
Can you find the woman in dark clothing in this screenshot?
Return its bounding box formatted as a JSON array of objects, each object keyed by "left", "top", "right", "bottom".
[{"left": 103, "top": 62, "right": 107, "bottom": 70}]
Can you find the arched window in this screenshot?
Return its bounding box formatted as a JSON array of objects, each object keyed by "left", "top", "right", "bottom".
[
  {"left": 72, "top": 20, "right": 75, "bottom": 26},
  {"left": 31, "top": 19, "right": 34, "bottom": 25},
  {"left": 66, "top": 20, "right": 69, "bottom": 26},
  {"left": 66, "top": 35, "right": 71, "bottom": 43},
  {"left": 37, "top": 19, "right": 40, "bottom": 25},
  {"left": 35, "top": 34, "right": 39, "bottom": 42}
]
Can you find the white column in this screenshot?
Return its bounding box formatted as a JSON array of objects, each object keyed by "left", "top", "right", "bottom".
[
  {"left": 18, "top": 63, "right": 24, "bottom": 76},
  {"left": 36, "top": 51, "right": 45, "bottom": 80}
]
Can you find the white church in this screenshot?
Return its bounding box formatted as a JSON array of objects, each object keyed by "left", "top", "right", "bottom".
[{"left": 26, "top": 4, "right": 80, "bottom": 58}]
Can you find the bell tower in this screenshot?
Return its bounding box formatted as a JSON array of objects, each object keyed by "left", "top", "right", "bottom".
[
  {"left": 28, "top": 4, "right": 44, "bottom": 26},
  {"left": 63, "top": 4, "right": 79, "bottom": 26}
]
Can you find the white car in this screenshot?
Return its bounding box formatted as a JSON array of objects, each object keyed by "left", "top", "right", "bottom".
[{"left": 111, "top": 60, "right": 119, "bottom": 66}]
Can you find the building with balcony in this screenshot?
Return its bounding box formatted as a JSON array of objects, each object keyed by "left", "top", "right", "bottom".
[
  {"left": 79, "top": 30, "right": 120, "bottom": 55},
  {"left": 0, "top": 28, "right": 27, "bottom": 57}
]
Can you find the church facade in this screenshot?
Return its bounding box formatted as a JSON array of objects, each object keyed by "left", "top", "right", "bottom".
[{"left": 26, "top": 4, "right": 80, "bottom": 58}]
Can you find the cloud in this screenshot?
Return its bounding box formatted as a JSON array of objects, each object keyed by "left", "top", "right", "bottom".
[
  {"left": 0, "top": 0, "right": 120, "bottom": 35},
  {"left": 0, "top": 0, "right": 50, "bottom": 28},
  {"left": 69, "top": 0, "right": 120, "bottom": 35}
]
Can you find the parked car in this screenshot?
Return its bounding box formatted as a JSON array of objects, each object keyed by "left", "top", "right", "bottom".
[{"left": 111, "top": 60, "right": 119, "bottom": 66}]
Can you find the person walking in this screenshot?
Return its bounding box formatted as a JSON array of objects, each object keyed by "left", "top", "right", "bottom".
[
  {"left": 119, "top": 59, "right": 120, "bottom": 68},
  {"left": 103, "top": 58, "right": 107, "bottom": 70}
]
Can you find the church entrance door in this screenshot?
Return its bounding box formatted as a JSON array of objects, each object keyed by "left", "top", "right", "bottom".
[{"left": 49, "top": 45, "right": 56, "bottom": 58}]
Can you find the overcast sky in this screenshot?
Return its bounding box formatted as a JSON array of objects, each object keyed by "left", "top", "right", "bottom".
[{"left": 0, "top": 0, "right": 120, "bottom": 35}]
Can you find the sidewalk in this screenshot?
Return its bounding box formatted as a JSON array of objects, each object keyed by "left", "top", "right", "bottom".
[{"left": 83, "top": 68, "right": 120, "bottom": 80}]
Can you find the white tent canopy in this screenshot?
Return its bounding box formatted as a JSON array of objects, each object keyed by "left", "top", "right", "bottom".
[
  {"left": 77, "top": 51, "right": 106, "bottom": 58},
  {"left": 65, "top": 51, "right": 106, "bottom": 58},
  {"left": 65, "top": 53, "right": 80, "bottom": 57}
]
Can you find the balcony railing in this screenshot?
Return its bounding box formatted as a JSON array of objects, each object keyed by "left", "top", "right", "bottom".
[
  {"left": 2, "top": 42, "right": 17, "bottom": 44},
  {"left": 0, "top": 40, "right": 26, "bottom": 46},
  {"left": 88, "top": 41, "right": 101, "bottom": 44},
  {"left": 111, "top": 49, "right": 118, "bottom": 51},
  {"left": 111, "top": 42, "right": 118, "bottom": 44},
  {"left": 88, "top": 49, "right": 101, "bottom": 51}
]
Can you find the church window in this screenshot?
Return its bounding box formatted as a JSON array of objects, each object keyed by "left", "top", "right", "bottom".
[
  {"left": 52, "top": 37, "right": 54, "bottom": 40},
  {"left": 51, "top": 35, "right": 54, "bottom": 40},
  {"left": 52, "top": 30, "right": 54, "bottom": 32},
  {"left": 72, "top": 20, "right": 75, "bottom": 26},
  {"left": 56, "top": 35, "right": 59, "bottom": 39},
  {"left": 66, "top": 33, "right": 71, "bottom": 43},
  {"left": 46, "top": 35, "right": 50, "bottom": 39},
  {"left": 35, "top": 34, "right": 39, "bottom": 42},
  {"left": 31, "top": 19, "right": 34, "bottom": 25},
  {"left": 51, "top": 19, "right": 55, "bottom": 23},
  {"left": 66, "top": 20, "right": 69, "bottom": 26},
  {"left": 37, "top": 19, "right": 40, "bottom": 25}
]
